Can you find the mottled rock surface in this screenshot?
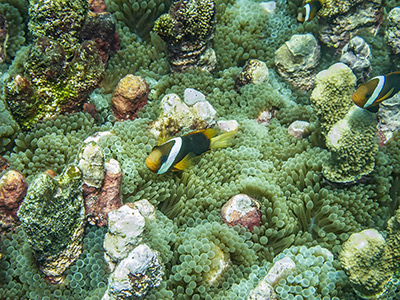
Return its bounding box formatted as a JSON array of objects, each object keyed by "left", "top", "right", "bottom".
[
  {"left": 150, "top": 93, "right": 217, "bottom": 139},
  {"left": 340, "top": 36, "right": 372, "bottom": 83},
  {"left": 248, "top": 257, "right": 296, "bottom": 300},
  {"left": 0, "top": 170, "right": 28, "bottom": 233},
  {"left": 17, "top": 165, "right": 85, "bottom": 282},
  {"left": 377, "top": 95, "right": 400, "bottom": 145},
  {"left": 288, "top": 120, "right": 310, "bottom": 139},
  {"left": 102, "top": 244, "right": 164, "bottom": 300},
  {"left": 340, "top": 228, "right": 396, "bottom": 299},
  {"left": 221, "top": 194, "right": 261, "bottom": 231},
  {"left": 111, "top": 74, "right": 149, "bottom": 121},
  {"left": 275, "top": 34, "right": 320, "bottom": 90},
  {"left": 319, "top": 0, "right": 383, "bottom": 50},
  {"left": 385, "top": 7, "right": 400, "bottom": 55},
  {"left": 103, "top": 204, "right": 146, "bottom": 267},
  {"left": 235, "top": 59, "right": 269, "bottom": 90},
  {"left": 84, "top": 158, "right": 123, "bottom": 227}
]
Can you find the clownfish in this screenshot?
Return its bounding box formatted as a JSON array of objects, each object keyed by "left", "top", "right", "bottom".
[
  {"left": 298, "top": 0, "right": 324, "bottom": 23},
  {"left": 145, "top": 128, "right": 237, "bottom": 174},
  {"left": 352, "top": 71, "right": 400, "bottom": 113}
]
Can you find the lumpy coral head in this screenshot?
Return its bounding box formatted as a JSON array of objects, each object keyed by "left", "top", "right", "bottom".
[
  {"left": 28, "top": 0, "right": 88, "bottom": 58},
  {"left": 154, "top": 0, "right": 216, "bottom": 71},
  {"left": 155, "top": 0, "right": 216, "bottom": 44}
]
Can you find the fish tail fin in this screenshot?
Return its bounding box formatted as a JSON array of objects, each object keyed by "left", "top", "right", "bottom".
[{"left": 210, "top": 129, "right": 238, "bottom": 149}]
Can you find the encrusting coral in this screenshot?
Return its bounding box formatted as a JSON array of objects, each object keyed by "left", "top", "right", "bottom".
[
  {"left": 17, "top": 164, "right": 85, "bottom": 282},
  {"left": 310, "top": 63, "right": 379, "bottom": 184},
  {"left": 153, "top": 0, "right": 217, "bottom": 72}
]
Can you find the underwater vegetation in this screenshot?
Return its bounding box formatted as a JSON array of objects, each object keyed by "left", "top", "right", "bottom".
[{"left": 1, "top": 0, "right": 400, "bottom": 299}]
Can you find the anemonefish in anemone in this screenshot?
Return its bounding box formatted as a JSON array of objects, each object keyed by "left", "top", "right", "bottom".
[
  {"left": 297, "top": 0, "right": 324, "bottom": 23},
  {"left": 145, "top": 128, "right": 237, "bottom": 174},
  {"left": 352, "top": 71, "right": 400, "bottom": 113}
]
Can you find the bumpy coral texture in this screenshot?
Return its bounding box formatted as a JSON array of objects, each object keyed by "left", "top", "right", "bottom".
[
  {"left": 0, "top": 225, "right": 109, "bottom": 300},
  {"left": 28, "top": 0, "right": 88, "bottom": 57}
]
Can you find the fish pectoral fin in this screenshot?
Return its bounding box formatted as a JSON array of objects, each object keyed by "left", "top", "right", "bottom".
[
  {"left": 172, "top": 153, "right": 196, "bottom": 171},
  {"left": 378, "top": 87, "right": 395, "bottom": 103},
  {"left": 366, "top": 105, "right": 379, "bottom": 113}
]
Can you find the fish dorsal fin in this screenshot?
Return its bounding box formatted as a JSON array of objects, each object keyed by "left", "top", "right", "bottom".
[
  {"left": 185, "top": 128, "right": 218, "bottom": 140},
  {"left": 172, "top": 152, "right": 196, "bottom": 172},
  {"left": 157, "top": 134, "right": 173, "bottom": 146}
]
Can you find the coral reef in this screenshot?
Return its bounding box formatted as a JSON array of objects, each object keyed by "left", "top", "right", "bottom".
[
  {"left": 385, "top": 7, "right": 400, "bottom": 55},
  {"left": 310, "top": 63, "right": 356, "bottom": 136},
  {"left": 1, "top": 0, "right": 400, "bottom": 299},
  {"left": 111, "top": 74, "right": 149, "bottom": 121},
  {"left": 0, "top": 170, "right": 27, "bottom": 233},
  {"left": 17, "top": 164, "right": 85, "bottom": 282},
  {"left": 5, "top": 39, "right": 104, "bottom": 129},
  {"left": 80, "top": 10, "right": 119, "bottom": 64},
  {"left": 28, "top": 0, "right": 88, "bottom": 57},
  {"left": 311, "top": 63, "right": 379, "bottom": 183},
  {"left": 153, "top": 0, "right": 217, "bottom": 72},
  {"left": 275, "top": 33, "right": 320, "bottom": 90},
  {"left": 340, "top": 206, "right": 400, "bottom": 299},
  {"left": 340, "top": 36, "right": 372, "bottom": 83},
  {"left": 235, "top": 59, "right": 269, "bottom": 91},
  {"left": 318, "top": 0, "right": 383, "bottom": 49}
]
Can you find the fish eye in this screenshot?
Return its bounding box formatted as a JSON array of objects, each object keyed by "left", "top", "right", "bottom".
[{"left": 160, "top": 155, "right": 167, "bottom": 164}]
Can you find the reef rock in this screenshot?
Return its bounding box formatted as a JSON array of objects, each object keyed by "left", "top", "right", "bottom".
[
  {"left": 28, "top": 0, "right": 88, "bottom": 58},
  {"left": 84, "top": 158, "right": 123, "bottom": 227},
  {"left": 340, "top": 36, "right": 372, "bottom": 83},
  {"left": 385, "top": 7, "right": 400, "bottom": 55},
  {"left": 111, "top": 74, "right": 149, "bottom": 121},
  {"left": 184, "top": 88, "right": 206, "bottom": 105},
  {"left": 248, "top": 256, "right": 296, "bottom": 300},
  {"left": 0, "top": 170, "right": 28, "bottom": 233},
  {"left": 103, "top": 204, "right": 146, "bottom": 268},
  {"left": 102, "top": 243, "right": 164, "bottom": 300},
  {"left": 377, "top": 94, "right": 400, "bottom": 145},
  {"left": 150, "top": 93, "right": 217, "bottom": 139},
  {"left": 310, "top": 63, "right": 378, "bottom": 184},
  {"left": 235, "top": 59, "right": 269, "bottom": 90},
  {"left": 80, "top": 10, "right": 119, "bottom": 64},
  {"left": 5, "top": 38, "right": 104, "bottom": 130},
  {"left": 274, "top": 33, "right": 320, "bottom": 90},
  {"left": 259, "top": 1, "right": 276, "bottom": 14},
  {"left": 153, "top": 0, "right": 216, "bottom": 72},
  {"left": 17, "top": 165, "right": 85, "bottom": 282},
  {"left": 257, "top": 108, "right": 277, "bottom": 126},
  {"left": 287, "top": 120, "right": 310, "bottom": 139},
  {"left": 217, "top": 120, "right": 240, "bottom": 132},
  {"left": 221, "top": 194, "right": 261, "bottom": 231},
  {"left": 77, "top": 141, "right": 105, "bottom": 189},
  {"left": 319, "top": 0, "right": 383, "bottom": 50}
]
